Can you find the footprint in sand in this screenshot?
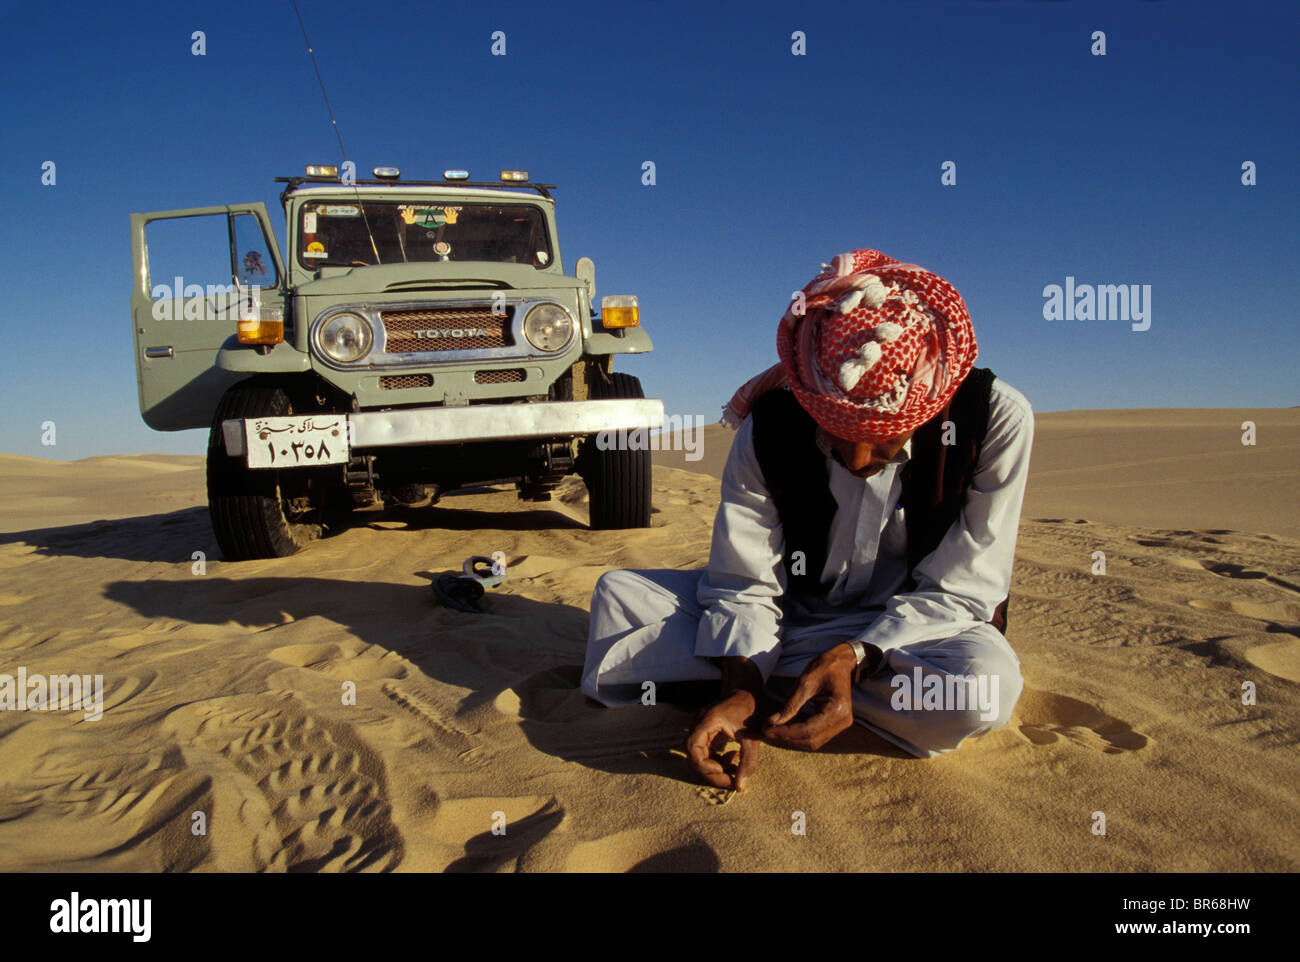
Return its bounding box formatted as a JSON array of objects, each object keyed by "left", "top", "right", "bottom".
[
  {"left": 500, "top": 666, "right": 691, "bottom": 761},
  {"left": 1015, "top": 688, "right": 1149, "bottom": 754},
  {"left": 1188, "top": 630, "right": 1300, "bottom": 684},
  {"left": 1130, "top": 530, "right": 1235, "bottom": 551},
  {"left": 1195, "top": 562, "right": 1300, "bottom": 595},
  {"left": 0, "top": 738, "right": 216, "bottom": 871},
  {"left": 1187, "top": 598, "right": 1300, "bottom": 624},
  {"left": 268, "top": 642, "right": 408, "bottom": 681},
  {"left": 1240, "top": 640, "right": 1300, "bottom": 684},
  {"left": 380, "top": 680, "right": 476, "bottom": 755},
  {"left": 162, "top": 692, "right": 402, "bottom": 871},
  {"left": 438, "top": 795, "right": 565, "bottom": 872}
]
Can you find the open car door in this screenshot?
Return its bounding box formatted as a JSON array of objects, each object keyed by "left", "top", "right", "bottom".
[{"left": 129, "top": 204, "right": 286, "bottom": 431}]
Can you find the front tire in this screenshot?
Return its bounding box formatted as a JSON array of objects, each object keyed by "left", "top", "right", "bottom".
[
  {"left": 207, "top": 382, "right": 328, "bottom": 560},
  {"left": 583, "top": 371, "right": 652, "bottom": 529}
]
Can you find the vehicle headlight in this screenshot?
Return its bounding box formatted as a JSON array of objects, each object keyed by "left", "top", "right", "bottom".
[
  {"left": 317, "top": 312, "right": 373, "bottom": 363},
  {"left": 522, "top": 303, "right": 574, "bottom": 352}
]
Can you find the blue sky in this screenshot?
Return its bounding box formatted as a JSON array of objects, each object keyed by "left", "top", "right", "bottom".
[{"left": 1, "top": 0, "right": 1296, "bottom": 459}]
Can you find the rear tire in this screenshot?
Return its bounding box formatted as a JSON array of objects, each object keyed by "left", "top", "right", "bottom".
[
  {"left": 583, "top": 371, "right": 652, "bottom": 529},
  {"left": 207, "top": 382, "right": 329, "bottom": 560}
]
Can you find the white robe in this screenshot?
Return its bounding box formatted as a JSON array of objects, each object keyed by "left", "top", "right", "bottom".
[{"left": 583, "top": 377, "right": 1035, "bottom": 757}]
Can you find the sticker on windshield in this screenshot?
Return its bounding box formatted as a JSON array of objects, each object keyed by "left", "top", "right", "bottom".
[
  {"left": 400, "top": 205, "right": 460, "bottom": 229},
  {"left": 322, "top": 205, "right": 360, "bottom": 217},
  {"left": 303, "top": 212, "right": 318, "bottom": 232},
  {"left": 305, "top": 241, "right": 327, "bottom": 259}
]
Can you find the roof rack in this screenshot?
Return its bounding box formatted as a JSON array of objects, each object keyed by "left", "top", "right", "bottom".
[{"left": 275, "top": 177, "right": 557, "bottom": 207}]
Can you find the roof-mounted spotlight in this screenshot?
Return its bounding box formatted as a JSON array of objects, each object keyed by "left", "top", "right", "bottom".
[
  {"left": 443, "top": 169, "right": 470, "bottom": 181},
  {"left": 305, "top": 165, "right": 339, "bottom": 179},
  {"left": 372, "top": 167, "right": 401, "bottom": 180},
  {"left": 500, "top": 170, "right": 529, "bottom": 182}
]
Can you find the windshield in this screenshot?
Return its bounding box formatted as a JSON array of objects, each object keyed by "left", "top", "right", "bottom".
[{"left": 296, "top": 200, "right": 553, "bottom": 269}]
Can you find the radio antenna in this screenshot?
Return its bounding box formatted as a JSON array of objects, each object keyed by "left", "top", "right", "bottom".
[{"left": 291, "top": 0, "right": 382, "bottom": 264}]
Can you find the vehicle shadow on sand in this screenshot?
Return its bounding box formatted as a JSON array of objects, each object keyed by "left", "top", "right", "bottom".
[
  {"left": 0, "top": 499, "right": 586, "bottom": 565},
  {"left": 0, "top": 507, "right": 218, "bottom": 564}
]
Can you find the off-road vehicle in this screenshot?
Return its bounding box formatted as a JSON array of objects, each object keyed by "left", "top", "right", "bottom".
[{"left": 130, "top": 166, "right": 662, "bottom": 559}]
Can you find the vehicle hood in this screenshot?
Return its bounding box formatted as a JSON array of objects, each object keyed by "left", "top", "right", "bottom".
[{"left": 294, "top": 262, "right": 584, "bottom": 297}]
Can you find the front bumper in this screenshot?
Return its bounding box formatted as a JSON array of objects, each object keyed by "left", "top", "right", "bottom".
[{"left": 221, "top": 398, "right": 665, "bottom": 458}]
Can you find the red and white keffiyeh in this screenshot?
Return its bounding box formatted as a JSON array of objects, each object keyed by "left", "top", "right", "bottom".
[{"left": 722, "top": 249, "right": 978, "bottom": 442}]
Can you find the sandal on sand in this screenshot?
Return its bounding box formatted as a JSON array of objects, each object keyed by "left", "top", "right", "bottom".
[
  {"left": 462, "top": 555, "right": 507, "bottom": 588},
  {"left": 432, "top": 574, "right": 486, "bottom": 614}
]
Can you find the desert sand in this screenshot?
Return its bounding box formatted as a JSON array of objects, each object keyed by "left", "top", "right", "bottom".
[{"left": 0, "top": 407, "right": 1297, "bottom": 872}]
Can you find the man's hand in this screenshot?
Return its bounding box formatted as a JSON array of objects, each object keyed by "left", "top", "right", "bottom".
[
  {"left": 762, "top": 642, "right": 857, "bottom": 751},
  {"left": 686, "top": 656, "right": 763, "bottom": 791},
  {"left": 686, "top": 690, "right": 761, "bottom": 791}
]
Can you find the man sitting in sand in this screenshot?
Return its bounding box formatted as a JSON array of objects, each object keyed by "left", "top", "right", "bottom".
[{"left": 582, "top": 249, "right": 1034, "bottom": 790}]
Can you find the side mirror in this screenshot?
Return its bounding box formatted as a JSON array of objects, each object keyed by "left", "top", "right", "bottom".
[{"left": 576, "top": 257, "right": 596, "bottom": 300}]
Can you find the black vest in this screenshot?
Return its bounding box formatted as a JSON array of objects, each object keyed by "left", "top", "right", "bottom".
[{"left": 750, "top": 367, "right": 1009, "bottom": 634}]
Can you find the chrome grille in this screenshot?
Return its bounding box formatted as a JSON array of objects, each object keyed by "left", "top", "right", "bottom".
[
  {"left": 474, "top": 369, "right": 526, "bottom": 385},
  {"left": 380, "top": 374, "right": 433, "bottom": 390},
  {"left": 381, "top": 307, "right": 513, "bottom": 353}
]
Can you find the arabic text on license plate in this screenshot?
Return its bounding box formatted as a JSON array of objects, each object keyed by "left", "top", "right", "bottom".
[{"left": 244, "top": 416, "right": 350, "bottom": 469}]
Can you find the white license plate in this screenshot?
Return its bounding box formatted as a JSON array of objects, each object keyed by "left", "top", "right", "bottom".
[{"left": 244, "top": 416, "right": 350, "bottom": 469}]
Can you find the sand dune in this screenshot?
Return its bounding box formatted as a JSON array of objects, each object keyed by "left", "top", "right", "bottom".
[
  {"left": 0, "top": 409, "right": 1297, "bottom": 871},
  {"left": 0, "top": 453, "right": 208, "bottom": 534},
  {"left": 654, "top": 407, "right": 1300, "bottom": 537}
]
